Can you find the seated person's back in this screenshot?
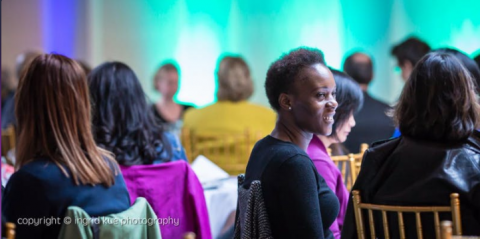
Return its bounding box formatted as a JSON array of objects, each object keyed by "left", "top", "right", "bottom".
[
  {"left": 346, "top": 135, "right": 480, "bottom": 236},
  {"left": 3, "top": 158, "right": 130, "bottom": 238},
  {"left": 183, "top": 55, "right": 275, "bottom": 136},
  {"left": 183, "top": 101, "right": 275, "bottom": 135},
  {"left": 1, "top": 54, "right": 130, "bottom": 239},
  {"left": 342, "top": 52, "right": 480, "bottom": 238},
  {"left": 88, "top": 61, "right": 188, "bottom": 165},
  {"left": 182, "top": 56, "right": 275, "bottom": 167}
]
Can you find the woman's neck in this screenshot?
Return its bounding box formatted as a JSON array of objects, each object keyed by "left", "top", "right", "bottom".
[{"left": 270, "top": 116, "right": 313, "bottom": 151}]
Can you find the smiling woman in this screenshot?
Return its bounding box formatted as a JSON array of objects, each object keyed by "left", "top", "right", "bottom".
[
  {"left": 235, "top": 47, "right": 340, "bottom": 239},
  {"left": 307, "top": 69, "right": 364, "bottom": 239}
]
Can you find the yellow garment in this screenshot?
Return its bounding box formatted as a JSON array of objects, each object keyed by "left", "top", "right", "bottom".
[
  {"left": 183, "top": 101, "right": 276, "bottom": 136},
  {"left": 182, "top": 101, "right": 276, "bottom": 175}
]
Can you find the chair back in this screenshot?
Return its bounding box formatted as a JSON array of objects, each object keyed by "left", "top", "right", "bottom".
[
  {"left": 329, "top": 143, "right": 368, "bottom": 190},
  {"left": 330, "top": 154, "right": 356, "bottom": 191},
  {"left": 181, "top": 128, "right": 263, "bottom": 175},
  {"left": 352, "top": 190, "right": 462, "bottom": 239},
  {"left": 234, "top": 174, "right": 273, "bottom": 239},
  {"left": 353, "top": 143, "right": 368, "bottom": 177},
  {"left": 120, "top": 161, "right": 211, "bottom": 239}
]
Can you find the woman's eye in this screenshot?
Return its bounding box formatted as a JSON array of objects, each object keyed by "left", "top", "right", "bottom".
[
  {"left": 316, "top": 93, "right": 326, "bottom": 98},
  {"left": 332, "top": 91, "right": 337, "bottom": 98}
]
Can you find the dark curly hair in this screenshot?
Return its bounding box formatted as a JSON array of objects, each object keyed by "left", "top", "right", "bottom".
[
  {"left": 89, "top": 62, "right": 171, "bottom": 165},
  {"left": 329, "top": 69, "right": 363, "bottom": 140},
  {"left": 265, "top": 47, "right": 326, "bottom": 111},
  {"left": 394, "top": 52, "right": 480, "bottom": 142}
]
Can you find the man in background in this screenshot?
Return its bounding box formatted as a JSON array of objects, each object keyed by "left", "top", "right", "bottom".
[
  {"left": 342, "top": 52, "right": 395, "bottom": 152},
  {"left": 391, "top": 37, "right": 431, "bottom": 81}
]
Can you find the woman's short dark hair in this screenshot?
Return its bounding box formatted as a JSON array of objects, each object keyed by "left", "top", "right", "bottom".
[
  {"left": 265, "top": 47, "right": 326, "bottom": 111},
  {"left": 329, "top": 69, "right": 364, "bottom": 140},
  {"left": 434, "top": 48, "right": 480, "bottom": 93},
  {"left": 89, "top": 62, "right": 171, "bottom": 165},
  {"left": 394, "top": 52, "right": 480, "bottom": 142}
]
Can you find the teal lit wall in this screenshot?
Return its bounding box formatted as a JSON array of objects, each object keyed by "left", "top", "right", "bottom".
[
  {"left": 117, "top": 0, "right": 350, "bottom": 107},
  {"left": 118, "top": 0, "right": 479, "bottom": 107},
  {"left": 4, "top": 0, "right": 479, "bottom": 107}
]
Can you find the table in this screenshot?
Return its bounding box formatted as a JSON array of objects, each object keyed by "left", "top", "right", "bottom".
[{"left": 203, "top": 177, "right": 238, "bottom": 239}]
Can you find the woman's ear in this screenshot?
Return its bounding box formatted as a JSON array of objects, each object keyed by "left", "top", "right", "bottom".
[{"left": 278, "top": 93, "right": 292, "bottom": 111}]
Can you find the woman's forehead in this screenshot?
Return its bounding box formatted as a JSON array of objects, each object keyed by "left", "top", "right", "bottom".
[{"left": 295, "top": 64, "right": 334, "bottom": 88}]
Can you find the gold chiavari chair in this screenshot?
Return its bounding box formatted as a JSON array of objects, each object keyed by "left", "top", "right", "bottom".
[
  {"left": 330, "top": 154, "right": 356, "bottom": 191},
  {"left": 329, "top": 143, "right": 368, "bottom": 190},
  {"left": 352, "top": 190, "right": 462, "bottom": 239},
  {"left": 352, "top": 143, "right": 368, "bottom": 177},
  {"left": 181, "top": 128, "right": 263, "bottom": 175}
]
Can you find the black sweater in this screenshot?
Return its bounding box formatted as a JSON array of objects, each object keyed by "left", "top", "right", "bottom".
[
  {"left": 243, "top": 135, "right": 339, "bottom": 239},
  {"left": 2, "top": 158, "right": 131, "bottom": 239}
]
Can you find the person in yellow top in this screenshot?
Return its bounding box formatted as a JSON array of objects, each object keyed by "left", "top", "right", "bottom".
[
  {"left": 183, "top": 55, "right": 276, "bottom": 136},
  {"left": 182, "top": 56, "right": 276, "bottom": 174}
]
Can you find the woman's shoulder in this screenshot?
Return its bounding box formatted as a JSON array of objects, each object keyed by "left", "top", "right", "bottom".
[
  {"left": 183, "top": 103, "right": 215, "bottom": 121},
  {"left": 5, "top": 159, "right": 58, "bottom": 193},
  {"left": 265, "top": 154, "right": 319, "bottom": 186},
  {"left": 255, "top": 136, "right": 306, "bottom": 156},
  {"left": 467, "top": 130, "right": 480, "bottom": 152},
  {"left": 15, "top": 158, "right": 61, "bottom": 178},
  {"left": 251, "top": 137, "right": 310, "bottom": 168},
  {"left": 280, "top": 153, "right": 315, "bottom": 169},
  {"left": 311, "top": 156, "right": 336, "bottom": 170},
  {"left": 365, "top": 137, "right": 402, "bottom": 157}
]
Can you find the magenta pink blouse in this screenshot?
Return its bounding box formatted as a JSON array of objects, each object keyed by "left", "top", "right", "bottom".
[{"left": 307, "top": 136, "right": 349, "bottom": 239}]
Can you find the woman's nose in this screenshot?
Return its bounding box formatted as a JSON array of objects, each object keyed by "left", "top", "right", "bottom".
[{"left": 326, "top": 99, "right": 338, "bottom": 110}]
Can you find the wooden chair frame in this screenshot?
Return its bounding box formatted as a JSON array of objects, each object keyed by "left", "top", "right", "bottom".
[
  {"left": 181, "top": 128, "right": 262, "bottom": 175},
  {"left": 329, "top": 143, "right": 368, "bottom": 190},
  {"left": 352, "top": 190, "right": 462, "bottom": 239}
]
